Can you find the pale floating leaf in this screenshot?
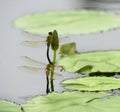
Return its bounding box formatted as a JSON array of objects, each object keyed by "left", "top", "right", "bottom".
[
  {"left": 22, "top": 92, "right": 109, "bottom": 112},
  {"left": 14, "top": 10, "right": 120, "bottom": 34},
  {"left": 0, "top": 100, "right": 22, "bottom": 112},
  {"left": 89, "top": 95, "right": 120, "bottom": 112},
  {"left": 57, "top": 50, "right": 120, "bottom": 74},
  {"left": 62, "top": 76, "right": 120, "bottom": 91}
]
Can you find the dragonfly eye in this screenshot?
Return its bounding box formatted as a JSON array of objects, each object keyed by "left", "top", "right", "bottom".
[{"left": 48, "top": 32, "right": 53, "bottom": 35}]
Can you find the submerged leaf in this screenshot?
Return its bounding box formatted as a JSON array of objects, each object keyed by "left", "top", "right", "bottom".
[
  {"left": 0, "top": 100, "right": 21, "bottom": 112},
  {"left": 14, "top": 10, "right": 120, "bottom": 34},
  {"left": 62, "top": 77, "right": 120, "bottom": 91},
  {"left": 22, "top": 92, "right": 109, "bottom": 112},
  {"left": 57, "top": 50, "right": 120, "bottom": 74}
]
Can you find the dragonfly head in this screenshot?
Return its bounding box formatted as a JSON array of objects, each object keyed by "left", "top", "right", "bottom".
[{"left": 46, "top": 32, "right": 53, "bottom": 47}]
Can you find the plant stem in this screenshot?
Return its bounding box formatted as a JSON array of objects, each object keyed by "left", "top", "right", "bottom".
[
  {"left": 50, "top": 65, "right": 54, "bottom": 91},
  {"left": 53, "top": 50, "right": 57, "bottom": 64},
  {"left": 50, "top": 76, "right": 54, "bottom": 92},
  {"left": 21, "top": 106, "right": 25, "bottom": 112},
  {"left": 46, "top": 75, "right": 50, "bottom": 94}
]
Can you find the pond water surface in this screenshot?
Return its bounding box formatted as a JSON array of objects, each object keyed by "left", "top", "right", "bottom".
[{"left": 1, "top": 0, "right": 120, "bottom": 104}]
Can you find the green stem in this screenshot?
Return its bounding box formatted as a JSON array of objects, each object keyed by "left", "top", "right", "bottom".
[
  {"left": 46, "top": 75, "right": 50, "bottom": 94},
  {"left": 50, "top": 76, "right": 54, "bottom": 92},
  {"left": 50, "top": 65, "right": 54, "bottom": 92},
  {"left": 53, "top": 50, "right": 57, "bottom": 64},
  {"left": 21, "top": 106, "right": 25, "bottom": 112}
]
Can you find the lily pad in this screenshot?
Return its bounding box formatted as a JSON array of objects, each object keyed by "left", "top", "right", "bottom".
[
  {"left": 0, "top": 100, "right": 22, "bottom": 112},
  {"left": 22, "top": 92, "right": 109, "bottom": 112},
  {"left": 14, "top": 10, "right": 120, "bottom": 35},
  {"left": 57, "top": 50, "right": 120, "bottom": 74},
  {"left": 62, "top": 77, "right": 120, "bottom": 91},
  {"left": 89, "top": 95, "right": 120, "bottom": 112}
]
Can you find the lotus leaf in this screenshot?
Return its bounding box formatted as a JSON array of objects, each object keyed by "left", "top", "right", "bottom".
[
  {"left": 89, "top": 95, "right": 120, "bottom": 112},
  {"left": 57, "top": 50, "right": 120, "bottom": 74},
  {"left": 1, "top": 92, "right": 120, "bottom": 112},
  {"left": 22, "top": 92, "right": 110, "bottom": 112},
  {"left": 62, "top": 77, "right": 120, "bottom": 91},
  {"left": 14, "top": 10, "right": 120, "bottom": 34},
  {"left": 0, "top": 100, "right": 22, "bottom": 112}
]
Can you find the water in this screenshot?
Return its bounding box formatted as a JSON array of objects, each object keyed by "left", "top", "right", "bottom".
[
  {"left": 1, "top": 0, "right": 120, "bottom": 104},
  {"left": 79, "top": 0, "right": 120, "bottom": 10}
]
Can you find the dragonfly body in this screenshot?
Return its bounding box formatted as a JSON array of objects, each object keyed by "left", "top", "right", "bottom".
[
  {"left": 22, "top": 31, "right": 69, "bottom": 48},
  {"left": 20, "top": 30, "right": 67, "bottom": 93},
  {"left": 46, "top": 32, "right": 53, "bottom": 64}
]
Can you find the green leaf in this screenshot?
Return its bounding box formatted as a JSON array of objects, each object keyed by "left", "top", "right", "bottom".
[
  {"left": 57, "top": 50, "right": 120, "bottom": 74},
  {"left": 22, "top": 92, "right": 109, "bottom": 112},
  {"left": 89, "top": 95, "right": 120, "bottom": 112},
  {"left": 14, "top": 10, "right": 120, "bottom": 34},
  {"left": 0, "top": 100, "right": 22, "bottom": 112},
  {"left": 62, "top": 77, "right": 120, "bottom": 91},
  {"left": 60, "top": 42, "right": 76, "bottom": 57}
]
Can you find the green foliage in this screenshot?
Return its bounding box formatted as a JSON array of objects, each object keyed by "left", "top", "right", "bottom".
[
  {"left": 0, "top": 100, "right": 22, "bottom": 112},
  {"left": 89, "top": 95, "right": 120, "bottom": 112},
  {"left": 60, "top": 42, "right": 76, "bottom": 57},
  {"left": 51, "top": 30, "right": 59, "bottom": 51},
  {"left": 14, "top": 10, "right": 120, "bottom": 34},
  {"left": 22, "top": 92, "right": 109, "bottom": 112},
  {"left": 57, "top": 50, "right": 120, "bottom": 74},
  {"left": 1, "top": 92, "right": 120, "bottom": 112},
  {"left": 62, "top": 77, "right": 120, "bottom": 91}
]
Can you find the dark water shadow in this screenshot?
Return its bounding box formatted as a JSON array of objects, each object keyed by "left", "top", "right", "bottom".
[{"left": 89, "top": 72, "right": 118, "bottom": 77}]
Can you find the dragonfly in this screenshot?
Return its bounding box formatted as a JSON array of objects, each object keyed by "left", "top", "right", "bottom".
[
  {"left": 22, "top": 31, "right": 70, "bottom": 48},
  {"left": 19, "top": 56, "right": 64, "bottom": 99},
  {"left": 20, "top": 56, "right": 64, "bottom": 79},
  {"left": 22, "top": 30, "right": 70, "bottom": 64},
  {"left": 19, "top": 57, "right": 63, "bottom": 99}
]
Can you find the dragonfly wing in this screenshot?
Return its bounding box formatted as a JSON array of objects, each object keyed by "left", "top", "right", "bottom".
[
  {"left": 53, "top": 71, "right": 63, "bottom": 79},
  {"left": 20, "top": 65, "right": 63, "bottom": 78},
  {"left": 22, "top": 40, "right": 47, "bottom": 47},
  {"left": 20, "top": 66, "right": 45, "bottom": 73},
  {"left": 23, "top": 31, "right": 47, "bottom": 40},
  {"left": 21, "top": 56, "right": 46, "bottom": 67},
  {"left": 59, "top": 36, "right": 70, "bottom": 43}
]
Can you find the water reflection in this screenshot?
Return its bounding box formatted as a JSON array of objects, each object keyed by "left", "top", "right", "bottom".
[
  {"left": 21, "top": 56, "right": 63, "bottom": 94},
  {"left": 46, "top": 63, "right": 55, "bottom": 93}
]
